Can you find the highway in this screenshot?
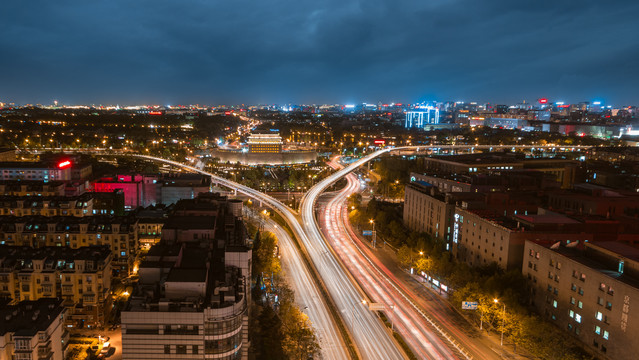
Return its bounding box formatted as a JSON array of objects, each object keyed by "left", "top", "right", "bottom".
[
  {"left": 131, "top": 155, "right": 350, "bottom": 360},
  {"left": 320, "top": 169, "right": 458, "bottom": 359},
  {"left": 135, "top": 153, "right": 409, "bottom": 359},
  {"left": 255, "top": 214, "right": 348, "bottom": 360},
  {"left": 321, "top": 158, "right": 506, "bottom": 360}
]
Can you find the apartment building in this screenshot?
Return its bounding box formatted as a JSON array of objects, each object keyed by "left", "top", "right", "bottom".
[
  {"left": 523, "top": 240, "right": 639, "bottom": 359},
  {"left": 452, "top": 208, "right": 594, "bottom": 270},
  {"left": 0, "top": 192, "right": 124, "bottom": 217},
  {"left": 0, "top": 162, "right": 73, "bottom": 182},
  {"left": 0, "top": 215, "right": 137, "bottom": 276},
  {"left": 0, "top": 298, "right": 68, "bottom": 360},
  {"left": 0, "top": 246, "right": 112, "bottom": 328},
  {"left": 0, "top": 181, "right": 66, "bottom": 196},
  {"left": 403, "top": 182, "right": 482, "bottom": 249}
]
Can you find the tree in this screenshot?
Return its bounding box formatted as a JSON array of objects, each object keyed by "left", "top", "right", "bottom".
[
  {"left": 414, "top": 257, "right": 433, "bottom": 274},
  {"left": 397, "top": 245, "right": 414, "bottom": 268}
]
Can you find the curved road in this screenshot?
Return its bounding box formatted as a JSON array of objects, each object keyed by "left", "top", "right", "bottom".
[{"left": 132, "top": 155, "right": 350, "bottom": 360}]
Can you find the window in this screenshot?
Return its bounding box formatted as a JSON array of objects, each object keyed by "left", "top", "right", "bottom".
[
  {"left": 603, "top": 330, "right": 609, "bottom": 340},
  {"left": 164, "top": 345, "right": 170, "bottom": 354},
  {"left": 599, "top": 283, "right": 606, "bottom": 292},
  {"left": 607, "top": 287, "right": 614, "bottom": 296},
  {"left": 605, "top": 302, "right": 612, "bottom": 310},
  {"left": 569, "top": 310, "right": 574, "bottom": 318},
  {"left": 193, "top": 345, "right": 198, "bottom": 354},
  {"left": 579, "top": 287, "right": 584, "bottom": 296},
  {"left": 176, "top": 345, "right": 186, "bottom": 354},
  {"left": 15, "top": 339, "right": 30, "bottom": 350},
  {"left": 570, "top": 297, "right": 576, "bottom": 305},
  {"left": 572, "top": 270, "right": 578, "bottom": 278},
  {"left": 575, "top": 314, "right": 582, "bottom": 323},
  {"left": 547, "top": 285, "right": 552, "bottom": 293},
  {"left": 580, "top": 273, "right": 586, "bottom": 282},
  {"left": 553, "top": 300, "right": 558, "bottom": 308},
  {"left": 578, "top": 301, "right": 583, "bottom": 309},
  {"left": 571, "top": 283, "right": 577, "bottom": 292},
  {"left": 596, "top": 311, "right": 603, "bottom": 321},
  {"left": 595, "top": 326, "right": 601, "bottom": 335},
  {"left": 120, "top": 251, "right": 126, "bottom": 257},
  {"left": 597, "top": 297, "right": 604, "bottom": 306}
]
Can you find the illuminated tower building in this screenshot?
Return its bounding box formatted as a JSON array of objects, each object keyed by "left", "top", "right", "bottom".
[{"left": 247, "top": 133, "right": 283, "bottom": 153}]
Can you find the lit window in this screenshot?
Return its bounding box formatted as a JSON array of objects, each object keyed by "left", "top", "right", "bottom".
[
  {"left": 575, "top": 314, "right": 582, "bottom": 323},
  {"left": 596, "top": 311, "right": 603, "bottom": 321},
  {"left": 603, "top": 330, "right": 609, "bottom": 340},
  {"left": 595, "top": 326, "right": 601, "bottom": 335},
  {"left": 553, "top": 300, "right": 558, "bottom": 308},
  {"left": 569, "top": 310, "right": 574, "bottom": 318}
]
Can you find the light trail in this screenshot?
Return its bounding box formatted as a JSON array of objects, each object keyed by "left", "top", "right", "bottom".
[{"left": 130, "top": 155, "right": 350, "bottom": 360}]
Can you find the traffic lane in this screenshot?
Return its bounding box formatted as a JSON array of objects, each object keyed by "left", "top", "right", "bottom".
[
  {"left": 322, "top": 175, "right": 454, "bottom": 360},
  {"left": 260, "top": 219, "right": 349, "bottom": 360}
]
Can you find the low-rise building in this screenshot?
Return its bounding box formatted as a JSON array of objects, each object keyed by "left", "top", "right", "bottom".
[
  {"left": 0, "top": 298, "right": 68, "bottom": 360},
  {"left": 0, "top": 246, "right": 111, "bottom": 328},
  {"left": 547, "top": 183, "right": 639, "bottom": 217},
  {"left": 523, "top": 240, "right": 639, "bottom": 359},
  {"left": 0, "top": 181, "right": 66, "bottom": 196},
  {"left": 0, "top": 191, "right": 124, "bottom": 217},
  {"left": 0, "top": 215, "right": 137, "bottom": 276},
  {"left": 0, "top": 161, "right": 73, "bottom": 182}
]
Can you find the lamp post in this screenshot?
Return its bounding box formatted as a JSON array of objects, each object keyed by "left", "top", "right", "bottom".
[
  {"left": 369, "top": 219, "right": 376, "bottom": 248},
  {"left": 494, "top": 298, "right": 505, "bottom": 346}
]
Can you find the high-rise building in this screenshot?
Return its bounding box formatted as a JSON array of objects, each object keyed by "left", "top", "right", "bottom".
[{"left": 122, "top": 194, "right": 251, "bottom": 360}]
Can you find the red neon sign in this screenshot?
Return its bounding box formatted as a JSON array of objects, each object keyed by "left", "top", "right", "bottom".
[
  {"left": 539, "top": 98, "right": 548, "bottom": 104},
  {"left": 374, "top": 139, "right": 386, "bottom": 145},
  {"left": 149, "top": 111, "right": 162, "bottom": 115},
  {"left": 58, "top": 160, "right": 72, "bottom": 169}
]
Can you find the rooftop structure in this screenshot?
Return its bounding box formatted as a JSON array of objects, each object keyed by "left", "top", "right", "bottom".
[{"left": 0, "top": 298, "right": 68, "bottom": 360}]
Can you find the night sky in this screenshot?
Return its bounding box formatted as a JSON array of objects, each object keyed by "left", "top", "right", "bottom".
[{"left": 2, "top": 0, "right": 639, "bottom": 105}]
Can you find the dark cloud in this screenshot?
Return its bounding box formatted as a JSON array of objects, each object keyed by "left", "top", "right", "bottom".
[{"left": 1, "top": 0, "right": 638, "bottom": 105}]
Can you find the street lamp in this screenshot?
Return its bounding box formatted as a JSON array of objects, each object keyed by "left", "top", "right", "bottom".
[
  {"left": 494, "top": 298, "right": 506, "bottom": 346},
  {"left": 369, "top": 219, "right": 376, "bottom": 248}
]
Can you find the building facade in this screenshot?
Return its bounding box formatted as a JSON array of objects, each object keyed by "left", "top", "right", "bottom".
[
  {"left": 0, "top": 298, "right": 68, "bottom": 360},
  {"left": 0, "top": 215, "right": 138, "bottom": 276},
  {"left": 0, "top": 246, "right": 112, "bottom": 328},
  {"left": 523, "top": 240, "right": 639, "bottom": 359},
  {"left": 247, "top": 133, "right": 282, "bottom": 153},
  {"left": 122, "top": 194, "right": 251, "bottom": 360}
]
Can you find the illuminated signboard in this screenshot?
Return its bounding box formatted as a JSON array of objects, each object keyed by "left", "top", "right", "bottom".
[
  {"left": 149, "top": 111, "right": 162, "bottom": 115},
  {"left": 539, "top": 98, "right": 548, "bottom": 104},
  {"left": 374, "top": 139, "right": 386, "bottom": 145},
  {"left": 58, "top": 160, "right": 72, "bottom": 169},
  {"left": 453, "top": 213, "right": 460, "bottom": 244}
]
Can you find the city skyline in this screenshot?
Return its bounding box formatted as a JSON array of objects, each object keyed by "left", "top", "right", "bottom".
[{"left": 2, "top": 0, "right": 639, "bottom": 105}]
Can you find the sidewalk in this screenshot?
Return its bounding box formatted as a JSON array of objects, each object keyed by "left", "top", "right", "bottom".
[{"left": 373, "top": 242, "right": 534, "bottom": 360}]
